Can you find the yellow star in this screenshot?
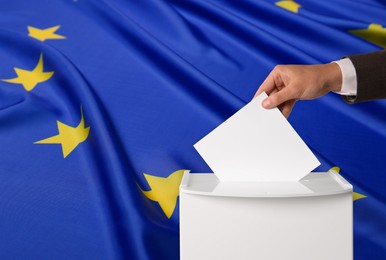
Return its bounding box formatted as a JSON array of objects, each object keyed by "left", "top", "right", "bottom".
[
  {"left": 353, "top": 192, "right": 367, "bottom": 201},
  {"left": 28, "top": 25, "right": 66, "bottom": 42},
  {"left": 275, "top": 1, "right": 301, "bottom": 13},
  {"left": 350, "top": 24, "right": 386, "bottom": 49},
  {"left": 329, "top": 166, "right": 367, "bottom": 201},
  {"left": 34, "top": 107, "right": 90, "bottom": 158},
  {"left": 330, "top": 166, "right": 341, "bottom": 173},
  {"left": 2, "top": 53, "right": 54, "bottom": 91},
  {"left": 140, "top": 170, "right": 186, "bottom": 219}
]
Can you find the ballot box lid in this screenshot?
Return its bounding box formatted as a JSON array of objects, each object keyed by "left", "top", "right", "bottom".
[{"left": 180, "top": 170, "right": 352, "bottom": 198}]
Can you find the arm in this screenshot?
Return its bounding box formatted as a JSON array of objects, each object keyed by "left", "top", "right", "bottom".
[
  {"left": 255, "top": 50, "right": 386, "bottom": 117},
  {"left": 254, "top": 63, "right": 342, "bottom": 118}
]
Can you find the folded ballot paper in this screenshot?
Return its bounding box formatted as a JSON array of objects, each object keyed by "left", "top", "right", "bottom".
[{"left": 194, "top": 92, "right": 320, "bottom": 182}]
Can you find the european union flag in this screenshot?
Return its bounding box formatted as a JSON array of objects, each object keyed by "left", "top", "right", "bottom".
[{"left": 0, "top": 0, "right": 384, "bottom": 259}]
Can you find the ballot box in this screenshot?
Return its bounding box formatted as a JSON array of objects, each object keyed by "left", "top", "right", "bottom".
[{"left": 180, "top": 169, "right": 353, "bottom": 260}]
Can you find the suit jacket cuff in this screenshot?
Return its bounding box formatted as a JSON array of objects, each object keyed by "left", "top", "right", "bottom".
[{"left": 344, "top": 50, "right": 386, "bottom": 104}]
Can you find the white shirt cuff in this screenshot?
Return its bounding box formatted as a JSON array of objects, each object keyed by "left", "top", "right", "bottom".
[{"left": 332, "top": 58, "right": 357, "bottom": 96}]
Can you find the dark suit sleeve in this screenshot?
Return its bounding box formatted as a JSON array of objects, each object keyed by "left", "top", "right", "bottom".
[{"left": 343, "top": 50, "right": 386, "bottom": 104}]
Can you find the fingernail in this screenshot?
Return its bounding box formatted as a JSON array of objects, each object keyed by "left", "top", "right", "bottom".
[{"left": 262, "top": 98, "right": 271, "bottom": 108}]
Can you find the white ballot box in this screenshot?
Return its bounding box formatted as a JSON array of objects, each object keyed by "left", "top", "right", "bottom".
[{"left": 180, "top": 169, "right": 353, "bottom": 260}]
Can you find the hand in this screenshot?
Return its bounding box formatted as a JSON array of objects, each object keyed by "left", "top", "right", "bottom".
[{"left": 254, "top": 63, "right": 342, "bottom": 118}]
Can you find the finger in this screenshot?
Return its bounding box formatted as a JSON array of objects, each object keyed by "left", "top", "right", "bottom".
[
  {"left": 260, "top": 88, "right": 278, "bottom": 108},
  {"left": 281, "top": 100, "right": 296, "bottom": 118},
  {"left": 253, "top": 70, "right": 278, "bottom": 99},
  {"left": 262, "top": 87, "right": 295, "bottom": 109},
  {"left": 267, "top": 88, "right": 278, "bottom": 98}
]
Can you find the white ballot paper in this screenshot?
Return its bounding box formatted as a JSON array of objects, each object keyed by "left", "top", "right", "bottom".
[{"left": 194, "top": 92, "right": 320, "bottom": 182}]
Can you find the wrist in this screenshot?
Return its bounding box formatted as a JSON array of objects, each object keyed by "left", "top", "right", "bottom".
[{"left": 322, "top": 63, "right": 342, "bottom": 93}]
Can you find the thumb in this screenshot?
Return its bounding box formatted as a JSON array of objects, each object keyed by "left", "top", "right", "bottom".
[{"left": 262, "top": 87, "right": 295, "bottom": 109}]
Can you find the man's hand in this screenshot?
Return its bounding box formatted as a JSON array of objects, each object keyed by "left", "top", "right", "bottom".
[{"left": 254, "top": 63, "right": 342, "bottom": 118}]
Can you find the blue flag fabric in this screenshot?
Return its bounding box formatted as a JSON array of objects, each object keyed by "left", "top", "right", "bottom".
[{"left": 0, "top": 0, "right": 385, "bottom": 259}]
